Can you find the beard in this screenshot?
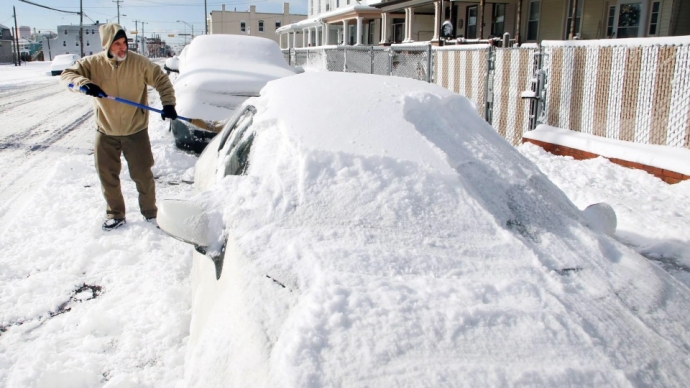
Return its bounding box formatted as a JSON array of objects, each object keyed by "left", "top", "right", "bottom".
[{"left": 110, "top": 50, "right": 127, "bottom": 61}]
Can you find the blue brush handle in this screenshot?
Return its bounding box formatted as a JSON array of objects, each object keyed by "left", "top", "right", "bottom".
[{"left": 68, "top": 83, "right": 192, "bottom": 123}]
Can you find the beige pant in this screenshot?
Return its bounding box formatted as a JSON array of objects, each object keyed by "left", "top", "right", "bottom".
[{"left": 94, "top": 129, "right": 157, "bottom": 220}]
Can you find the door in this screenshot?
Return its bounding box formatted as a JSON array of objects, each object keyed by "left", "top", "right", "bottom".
[
  {"left": 612, "top": 0, "right": 647, "bottom": 38},
  {"left": 466, "top": 6, "right": 478, "bottom": 39}
]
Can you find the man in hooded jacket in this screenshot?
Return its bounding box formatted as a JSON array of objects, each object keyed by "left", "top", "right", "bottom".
[{"left": 61, "top": 23, "right": 177, "bottom": 231}]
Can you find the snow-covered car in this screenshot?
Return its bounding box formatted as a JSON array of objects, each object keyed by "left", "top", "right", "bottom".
[
  {"left": 158, "top": 72, "right": 690, "bottom": 386},
  {"left": 170, "top": 34, "right": 298, "bottom": 153},
  {"left": 163, "top": 55, "right": 179, "bottom": 74},
  {"left": 49, "top": 54, "right": 80, "bottom": 76}
]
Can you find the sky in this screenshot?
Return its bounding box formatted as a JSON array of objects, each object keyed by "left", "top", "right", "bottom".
[
  {"left": 0, "top": 59, "right": 689, "bottom": 386},
  {"left": 4, "top": 0, "right": 308, "bottom": 47}
]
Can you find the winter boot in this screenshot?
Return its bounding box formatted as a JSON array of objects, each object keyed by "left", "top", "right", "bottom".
[{"left": 102, "top": 218, "right": 126, "bottom": 231}]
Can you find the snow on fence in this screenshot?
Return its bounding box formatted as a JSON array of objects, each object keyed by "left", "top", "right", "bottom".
[{"left": 542, "top": 38, "right": 690, "bottom": 148}]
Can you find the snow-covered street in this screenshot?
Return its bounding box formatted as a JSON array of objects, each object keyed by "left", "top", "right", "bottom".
[
  {"left": 0, "top": 61, "right": 688, "bottom": 387},
  {"left": 0, "top": 62, "right": 197, "bottom": 387}
]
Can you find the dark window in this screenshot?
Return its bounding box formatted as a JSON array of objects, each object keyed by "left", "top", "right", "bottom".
[
  {"left": 606, "top": 6, "right": 616, "bottom": 37},
  {"left": 392, "top": 18, "right": 405, "bottom": 43},
  {"left": 85, "top": 29, "right": 89, "bottom": 35},
  {"left": 87, "top": 41, "right": 90, "bottom": 46},
  {"left": 528, "top": 0, "right": 540, "bottom": 41},
  {"left": 649, "top": 1, "right": 660, "bottom": 35},
  {"left": 64, "top": 30, "right": 68, "bottom": 35},
  {"left": 275, "top": 21, "right": 281, "bottom": 29},
  {"left": 491, "top": 4, "right": 506, "bottom": 37},
  {"left": 368, "top": 20, "right": 375, "bottom": 45},
  {"left": 241, "top": 21, "right": 246, "bottom": 32},
  {"left": 218, "top": 106, "right": 257, "bottom": 176},
  {"left": 565, "top": 0, "right": 583, "bottom": 38},
  {"left": 466, "top": 6, "right": 478, "bottom": 39},
  {"left": 63, "top": 41, "right": 66, "bottom": 46},
  {"left": 259, "top": 20, "right": 264, "bottom": 32}
]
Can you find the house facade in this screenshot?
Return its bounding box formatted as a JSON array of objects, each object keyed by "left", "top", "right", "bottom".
[
  {"left": 277, "top": 0, "right": 689, "bottom": 46},
  {"left": 208, "top": 3, "right": 307, "bottom": 47},
  {"left": 42, "top": 24, "right": 104, "bottom": 60},
  {"left": 0, "top": 24, "right": 15, "bottom": 64}
]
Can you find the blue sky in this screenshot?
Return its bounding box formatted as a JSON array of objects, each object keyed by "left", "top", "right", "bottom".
[{"left": 4, "top": 0, "right": 307, "bottom": 46}]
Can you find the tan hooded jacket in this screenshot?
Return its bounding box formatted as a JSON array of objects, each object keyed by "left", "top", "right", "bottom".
[{"left": 61, "top": 23, "right": 175, "bottom": 136}]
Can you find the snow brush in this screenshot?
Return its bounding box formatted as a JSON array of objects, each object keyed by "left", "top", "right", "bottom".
[{"left": 68, "top": 83, "right": 222, "bottom": 132}]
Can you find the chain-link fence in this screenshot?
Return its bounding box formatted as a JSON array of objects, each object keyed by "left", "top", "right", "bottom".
[
  {"left": 390, "top": 44, "right": 431, "bottom": 82},
  {"left": 490, "top": 46, "right": 539, "bottom": 146},
  {"left": 542, "top": 41, "right": 690, "bottom": 148},
  {"left": 281, "top": 39, "right": 690, "bottom": 149},
  {"left": 434, "top": 45, "right": 490, "bottom": 118}
]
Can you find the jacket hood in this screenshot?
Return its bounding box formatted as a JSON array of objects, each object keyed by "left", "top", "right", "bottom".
[{"left": 99, "top": 23, "right": 127, "bottom": 52}]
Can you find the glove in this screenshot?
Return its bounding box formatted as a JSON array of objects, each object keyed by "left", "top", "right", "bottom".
[
  {"left": 161, "top": 105, "right": 178, "bottom": 121},
  {"left": 82, "top": 83, "right": 107, "bottom": 98}
]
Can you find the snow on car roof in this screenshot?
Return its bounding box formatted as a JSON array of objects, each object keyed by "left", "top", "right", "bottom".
[
  {"left": 188, "top": 71, "right": 690, "bottom": 386},
  {"left": 174, "top": 34, "right": 296, "bottom": 120}
]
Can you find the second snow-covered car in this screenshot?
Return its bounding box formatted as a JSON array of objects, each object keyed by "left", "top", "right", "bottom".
[
  {"left": 170, "top": 34, "right": 298, "bottom": 153},
  {"left": 158, "top": 72, "right": 690, "bottom": 387},
  {"left": 49, "top": 54, "right": 81, "bottom": 76}
]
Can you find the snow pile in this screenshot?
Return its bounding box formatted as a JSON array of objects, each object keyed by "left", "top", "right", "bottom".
[
  {"left": 182, "top": 72, "right": 690, "bottom": 386},
  {"left": 524, "top": 125, "right": 690, "bottom": 175},
  {"left": 520, "top": 142, "right": 690, "bottom": 287}
]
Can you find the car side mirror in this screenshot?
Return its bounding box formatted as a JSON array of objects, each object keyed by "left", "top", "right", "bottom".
[
  {"left": 582, "top": 202, "right": 617, "bottom": 237},
  {"left": 158, "top": 199, "right": 226, "bottom": 279}
]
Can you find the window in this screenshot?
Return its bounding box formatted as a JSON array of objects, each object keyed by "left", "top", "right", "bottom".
[
  {"left": 565, "top": 0, "right": 583, "bottom": 38},
  {"left": 275, "top": 21, "right": 281, "bottom": 30},
  {"left": 491, "top": 4, "right": 506, "bottom": 37},
  {"left": 92, "top": 29, "right": 95, "bottom": 34},
  {"left": 240, "top": 21, "right": 246, "bottom": 32},
  {"left": 63, "top": 41, "right": 66, "bottom": 46},
  {"left": 87, "top": 41, "right": 90, "bottom": 46},
  {"left": 527, "top": 0, "right": 540, "bottom": 40},
  {"left": 258, "top": 20, "right": 264, "bottom": 32},
  {"left": 64, "top": 30, "right": 68, "bottom": 35},
  {"left": 466, "top": 6, "right": 478, "bottom": 39},
  {"left": 85, "top": 29, "right": 89, "bottom": 35},
  {"left": 368, "top": 20, "right": 375, "bottom": 45},
  {"left": 392, "top": 18, "right": 405, "bottom": 43},
  {"left": 336, "top": 0, "right": 340, "bottom": 8},
  {"left": 648, "top": 1, "right": 660, "bottom": 35},
  {"left": 606, "top": 6, "right": 616, "bottom": 37},
  {"left": 617, "top": 3, "right": 642, "bottom": 38},
  {"left": 218, "top": 106, "right": 257, "bottom": 177}
]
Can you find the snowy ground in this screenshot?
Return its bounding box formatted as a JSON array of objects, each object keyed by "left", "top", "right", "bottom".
[{"left": 0, "top": 62, "right": 688, "bottom": 387}]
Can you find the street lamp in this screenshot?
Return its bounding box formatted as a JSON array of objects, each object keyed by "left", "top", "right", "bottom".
[{"left": 177, "top": 20, "right": 194, "bottom": 44}]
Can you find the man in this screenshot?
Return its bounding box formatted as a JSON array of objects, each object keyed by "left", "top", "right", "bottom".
[{"left": 61, "top": 23, "right": 177, "bottom": 231}]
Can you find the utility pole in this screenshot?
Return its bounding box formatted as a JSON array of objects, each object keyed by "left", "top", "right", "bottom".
[
  {"left": 141, "top": 21, "right": 148, "bottom": 57},
  {"left": 79, "top": 0, "right": 84, "bottom": 57},
  {"left": 13, "top": 6, "right": 20, "bottom": 66},
  {"left": 113, "top": 0, "right": 123, "bottom": 24},
  {"left": 204, "top": 0, "right": 208, "bottom": 34},
  {"left": 133, "top": 20, "right": 139, "bottom": 53}
]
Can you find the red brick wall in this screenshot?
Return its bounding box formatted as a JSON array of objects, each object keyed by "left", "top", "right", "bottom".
[{"left": 522, "top": 138, "right": 690, "bottom": 184}]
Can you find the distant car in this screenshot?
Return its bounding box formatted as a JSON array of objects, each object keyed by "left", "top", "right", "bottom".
[
  {"left": 156, "top": 72, "right": 690, "bottom": 386},
  {"left": 164, "top": 55, "right": 179, "bottom": 74},
  {"left": 50, "top": 54, "right": 80, "bottom": 76},
  {"left": 170, "top": 34, "right": 298, "bottom": 153}
]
